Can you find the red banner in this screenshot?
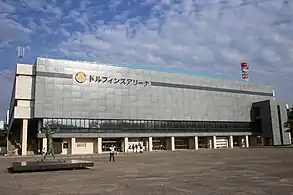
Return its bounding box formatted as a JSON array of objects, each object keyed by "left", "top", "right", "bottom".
[{"left": 241, "top": 62, "right": 249, "bottom": 80}]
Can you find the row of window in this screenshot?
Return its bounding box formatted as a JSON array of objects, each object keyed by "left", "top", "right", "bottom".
[
  {"left": 42, "top": 118, "right": 252, "bottom": 130},
  {"left": 41, "top": 128, "right": 251, "bottom": 134}
]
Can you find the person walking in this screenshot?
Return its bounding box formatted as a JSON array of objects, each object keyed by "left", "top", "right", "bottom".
[
  {"left": 132, "top": 144, "right": 135, "bottom": 152},
  {"left": 135, "top": 144, "right": 138, "bottom": 153},
  {"left": 109, "top": 145, "right": 115, "bottom": 162}
]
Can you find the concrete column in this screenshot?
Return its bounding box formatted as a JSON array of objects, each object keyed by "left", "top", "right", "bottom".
[
  {"left": 124, "top": 137, "right": 128, "bottom": 153},
  {"left": 245, "top": 135, "right": 249, "bottom": 147},
  {"left": 171, "top": 137, "right": 175, "bottom": 151},
  {"left": 148, "top": 137, "right": 152, "bottom": 152},
  {"left": 145, "top": 140, "right": 149, "bottom": 151},
  {"left": 42, "top": 138, "right": 47, "bottom": 153},
  {"left": 229, "top": 136, "right": 233, "bottom": 148},
  {"left": 195, "top": 136, "right": 199, "bottom": 150},
  {"left": 207, "top": 137, "right": 212, "bottom": 148},
  {"left": 71, "top": 137, "right": 76, "bottom": 154},
  {"left": 97, "top": 137, "right": 102, "bottom": 154},
  {"left": 21, "top": 119, "right": 28, "bottom": 155},
  {"left": 213, "top": 136, "right": 217, "bottom": 149}
]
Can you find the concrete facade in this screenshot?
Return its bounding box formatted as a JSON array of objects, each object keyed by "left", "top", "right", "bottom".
[
  {"left": 7, "top": 57, "right": 291, "bottom": 156},
  {"left": 33, "top": 58, "right": 273, "bottom": 121},
  {"left": 252, "top": 100, "right": 290, "bottom": 146}
]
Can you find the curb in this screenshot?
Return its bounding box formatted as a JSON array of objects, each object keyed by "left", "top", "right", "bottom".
[{"left": 0, "top": 152, "right": 147, "bottom": 159}]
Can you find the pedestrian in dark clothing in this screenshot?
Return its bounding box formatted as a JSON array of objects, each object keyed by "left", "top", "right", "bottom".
[
  {"left": 109, "top": 145, "right": 115, "bottom": 162},
  {"left": 135, "top": 144, "right": 138, "bottom": 152}
]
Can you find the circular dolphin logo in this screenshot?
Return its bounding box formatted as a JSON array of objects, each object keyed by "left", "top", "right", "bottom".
[{"left": 75, "top": 72, "right": 86, "bottom": 83}]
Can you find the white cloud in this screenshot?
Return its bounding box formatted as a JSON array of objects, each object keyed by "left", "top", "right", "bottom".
[
  {"left": 0, "top": 1, "right": 15, "bottom": 13},
  {"left": 0, "top": 18, "right": 31, "bottom": 45},
  {"left": 0, "top": 0, "right": 292, "bottom": 120},
  {"left": 53, "top": 0, "right": 293, "bottom": 103},
  {"left": 21, "top": 0, "right": 46, "bottom": 10},
  {"left": 0, "top": 1, "right": 32, "bottom": 47}
]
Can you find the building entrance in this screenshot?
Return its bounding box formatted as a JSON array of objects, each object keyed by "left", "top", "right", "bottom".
[
  {"left": 128, "top": 138, "right": 144, "bottom": 152},
  {"left": 175, "top": 137, "right": 189, "bottom": 149},
  {"left": 233, "top": 136, "right": 245, "bottom": 147},
  {"left": 152, "top": 137, "right": 166, "bottom": 150},
  {"left": 102, "top": 138, "right": 122, "bottom": 152},
  {"left": 198, "top": 137, "right": 208, "bottom": 148}
]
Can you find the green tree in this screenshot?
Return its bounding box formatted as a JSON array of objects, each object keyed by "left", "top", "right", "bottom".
[
  {"left": 0, "top": 124, "right": 8, "bottom": 147},
  {"left": 284, "top": 107, "right": 293, "bottom": 133}
]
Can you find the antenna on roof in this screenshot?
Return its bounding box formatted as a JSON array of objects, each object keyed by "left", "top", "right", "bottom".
[
  {"left": 17, "top": 45, "right": 25, "bottom": 61},
  {"left": 16, "top": 44, "right": 29, "bottom": 62}
]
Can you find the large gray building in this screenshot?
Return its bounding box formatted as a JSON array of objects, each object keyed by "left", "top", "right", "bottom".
[{"left": 7, "top": 57, "right": 291, "bottom": 156}]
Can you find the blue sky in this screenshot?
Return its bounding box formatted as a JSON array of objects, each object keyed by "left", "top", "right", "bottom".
[{"left": 0, "top": 0, "right": 292, "bottom": 120}]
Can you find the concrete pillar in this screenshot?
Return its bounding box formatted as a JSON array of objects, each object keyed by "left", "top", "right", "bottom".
[
  {"left": 148, "top": 137, "right": 152, "bottom": 152},
  {"left": 97, "top": 137, "right": 102, "bottom": 153},
  {"left": 71, "top": 137, "right": 76, "bottom": 154},
  {"left": 21, "top": 119, "right": 28, "bottom": 155},
  {"left": 171, "top": 137, "right": 175, "bottom": 151},
  {"left": 124, "top": 137, "right": 128, "bottom": 153},
  {"left": 245, "top": 135, "right": 249, "bottom": 147},
  {"left": 195, "top": 136, "right": 199, "bottom": 150},
  {"left": 213, "top": 136, "right": 217, "bottom": 149},
  {"left": 42, "top": 138, "right": 47, "bottom": 153},
  {"left": 229, "top": 136, "right": 233, "bottom": 148}
]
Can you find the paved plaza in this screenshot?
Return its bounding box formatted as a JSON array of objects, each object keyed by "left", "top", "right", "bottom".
[{"left": 0, "top": 148, "right": 293, "bottom": 194}]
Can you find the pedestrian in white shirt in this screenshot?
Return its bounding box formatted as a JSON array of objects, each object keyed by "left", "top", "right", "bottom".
[{"left": 109, "top": 145, "right": 115, "bottom": 162}]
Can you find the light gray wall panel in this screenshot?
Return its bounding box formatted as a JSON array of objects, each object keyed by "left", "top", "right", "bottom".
[
  {"left": 34, "top": 58, "right": 274, "bottom": 121},
  {"left": 278, "top": 103, "right": 291, "bottom": 145}
]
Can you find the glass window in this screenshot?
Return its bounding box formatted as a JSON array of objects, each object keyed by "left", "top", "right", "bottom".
[
  {"left": 113, "top": 120, "right": 118, "bottom": 128},
  {"left": 66, "top": 119, "right": 71, "bottom": 127},
  {"left": 174, "top": 121, "right": 178, "bottom": 127},
  {"left": 141, "top": 120, "right": 146, "bottom": 129},
  {"left": 154, "top": 120, "right": 161, "bottom": 128},
  {"left": 160, "top": 121, "right": 165, "bottom": 128},
  {"left": 80, "top": 119, "right": 85, "bottom": 128},
  {"left": 72, "top": 119, "right": 76, "bottom": 126},
  {"left": 148, "top": 121, "right": 154, "bottom": 129},
  {"left": 85, "top": 120, "right": 89, "bottom": 128},
  {"left": 181, "top": 121, "right": 185, "bottom": 128},
  {"left": 89, "top": 120, "right": 94, "bottom": 128},
  {"left": 47, "top": 118, "right": 53, "bottom": 125},
  {"left": 43, "top": 119, "right": 48, "bottom": 127},
  {"left": 75, "top": 119, "right": 81, "bottom": 127},
  {"left": 133, "top": 120, "right": 139, "bottom": 128},
  {"left": 62, "top": 119, "right": 67, "bottom": 126},
  {"left": 52, "top": 119, "right": 57, "bottom": 124},
  {"left": 100, "top": 120, "right": 106, "bottom": 129}
]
